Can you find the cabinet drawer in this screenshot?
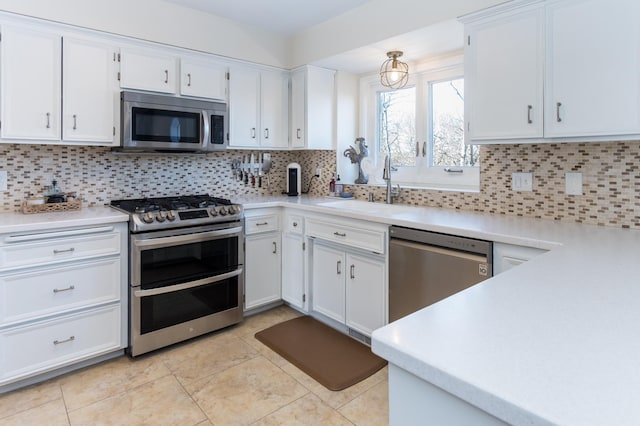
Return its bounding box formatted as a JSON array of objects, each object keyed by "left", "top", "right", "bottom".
[
  {"left": 285, "top": 215, "right": 303, "bottom": 234},
  {"left": 307, "top": 218, "right": 386, "bottom": 254},
  {"left": 0, "top": 258, "right": 121, "bottom": 326},
  {"left": 0, "top": 227, "right": 121, "bottom": 270},
  {"left": 0, "top": 305, "right": 121, "bottom": 385},
  {"left": 245, "top": 214, "right": 279, "bottom": 235}
]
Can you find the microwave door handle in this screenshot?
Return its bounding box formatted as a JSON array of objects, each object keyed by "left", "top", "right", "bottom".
[{"left": 202, "top": 110, "right": 211, "bottom": 149}]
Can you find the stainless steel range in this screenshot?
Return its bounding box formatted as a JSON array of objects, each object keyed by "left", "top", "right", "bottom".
[{"left": 110, "top": 194, "right": 244, "bottom": 357}]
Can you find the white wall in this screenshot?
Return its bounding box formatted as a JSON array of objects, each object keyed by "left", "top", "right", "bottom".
[
  {"left": 0, "top": 0, "right": 290, "bottom": 68},
  {"left": 335, "top": 71, "right": 360, "bottom": 184},
  {"left": 290, "top": 0, "right": 503, "bottom": 68}
]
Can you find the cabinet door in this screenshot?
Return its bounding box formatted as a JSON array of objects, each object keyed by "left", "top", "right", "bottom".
[
  {"left": 281, "top": 233, "right": 305, "bottom": 310},
  {"left": 245, "top": 232, "right": 281, "bottom": 310},
  {"left": 345, "top": 252, "right": 386, "bottom": 336},
  {"left": 306, "top": 66, "right": 335, "bottom": 150},
  {"left": 119, "top": 48, "right": 177, "bottom": 94},
  {"left": 290, "top": 70, "right": 306, "bottom": 148},
  {"left": 63, "top": 37, "right": 117, "bottom": 144},
  {"left": 0, "top": 26, "right": 61, "bottom": 141},
  {"left": 493, "top": 243, "right": 546, "bottom": 275},
  {"left": 465, "top": 6, "right": 544, "bottom": 142},
  {"left": 260, "top": 70, "right": 289, "bottom": 148},
  {"left": 229, "top": 66, "right": 260, "bottom": 147},
  {"left": 180, "top": 60, "right": 227, "bottom": 101},
  {"left": 545, "top": 0, "right": 640, "bottom": 137},
  {"left": 311, "top": 243, "right": 345, "bottom": 324}
]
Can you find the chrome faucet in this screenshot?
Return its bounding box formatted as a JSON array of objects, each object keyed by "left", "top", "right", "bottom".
[{"left": 383, "top": 155, "right": 401, "bottom": 204}]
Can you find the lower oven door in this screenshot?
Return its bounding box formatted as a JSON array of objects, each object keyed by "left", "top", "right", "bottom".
[{"left": 129, "top": 224, "right": 244, "bottom": 356}]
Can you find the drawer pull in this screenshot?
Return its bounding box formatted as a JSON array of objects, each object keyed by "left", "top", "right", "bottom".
[
  {"left": 333, "top": 232, "right": 347, "bottom": 237},
  {"left": 53, "top": 248, "right": 75, "bottom": 254},
  {"left": 53, "top": 285, "right": 75, "bottom": 294},
  {"left": 53, "top": 336, "right": 75, "bottom": 345},
  {"left": 293, "top": 222, "right": 298, "bottom": 227},
  {"left": 256, "top": 222, "right": 269, "bottom": 226}
]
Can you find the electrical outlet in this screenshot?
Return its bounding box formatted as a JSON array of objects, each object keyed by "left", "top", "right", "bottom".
[
  {"left": 315, "top": 167, "right": 322, "bottom": 178},
  {"left": 0, "top": 170, "right": 7, "bottom": 192},
  {"left": 565, "top": 172, "right": 583, "bottom": 195},
  {"left": 512, "top": 172, "right": 533, "bottom": 192}
]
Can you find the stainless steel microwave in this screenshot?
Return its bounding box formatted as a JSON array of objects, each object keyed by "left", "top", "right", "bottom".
[{"left": 118, "top": 91, "right": 227, "bottom": 153}]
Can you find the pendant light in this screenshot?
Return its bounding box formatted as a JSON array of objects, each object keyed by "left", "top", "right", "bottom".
[{"left": 380, "top": 51, "right": 409, "bottom": 90}]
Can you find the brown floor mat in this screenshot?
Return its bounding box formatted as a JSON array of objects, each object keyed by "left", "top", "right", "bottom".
[{"left": 255, "top": 316, "right": 387, "bottom": 391}]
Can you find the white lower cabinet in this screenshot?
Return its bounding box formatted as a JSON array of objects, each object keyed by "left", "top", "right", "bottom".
[
  {"left": 309, "top": 216, "right": 387, "bottom": 338},
  {"left": 281, "top": 213, "right": 306, "bottom": 310},
  {"left": 244, "top": 210, "right": 281, "bottom": 311},
  {"left": 0, "top": 223, "right": 127, "bottom": 389}
]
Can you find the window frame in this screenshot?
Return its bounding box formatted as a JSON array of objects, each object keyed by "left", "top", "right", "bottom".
[{"left": 360, "top": 54, "right": 479, "bottom": 191}]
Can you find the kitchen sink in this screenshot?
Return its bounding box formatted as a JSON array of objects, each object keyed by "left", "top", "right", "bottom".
[{"left": 317, "top": 199, "right": 416, "bottom": 215}]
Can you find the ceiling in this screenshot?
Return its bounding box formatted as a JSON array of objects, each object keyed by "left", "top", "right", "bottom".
[
  {"left": 164, "top": 0, "right": 373, "bottom": 35},
  {"left": 164, "top": 0, "right": 464, "bottom": 74}
]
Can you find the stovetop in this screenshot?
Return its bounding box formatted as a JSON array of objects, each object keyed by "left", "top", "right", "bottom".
[{"left": 110, "top": 194, "right": 243, "bottom": 233}]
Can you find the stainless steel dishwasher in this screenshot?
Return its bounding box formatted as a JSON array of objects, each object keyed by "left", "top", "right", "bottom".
[{"left": 389, "top": 226, "right": 493, "bottom": 322}]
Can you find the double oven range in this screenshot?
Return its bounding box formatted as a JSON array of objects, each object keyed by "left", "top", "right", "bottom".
[{"left": 110, "top": 195, "right": 244, "bottom": 357}]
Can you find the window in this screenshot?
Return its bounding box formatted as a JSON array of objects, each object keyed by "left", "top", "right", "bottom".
[{"left": 363, "top": 55, "right": 479, "bottom": 190}]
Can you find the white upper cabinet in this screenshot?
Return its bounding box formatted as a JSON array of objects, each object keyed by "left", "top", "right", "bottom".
[
  {"left": 180, "top": 57, "right": 227, "bottom": 101},
  {"left": 465, "top": 5, "right": 544, "bottom": 141},
  {"left": 119, "top": 48, "right": 178, "bottom": 94},
  {"left": 228, "top": 65, "right": 288, "bottom": 149},
  {"left": 290, "top": 65, "right": 335, "bottom": 149},
  {"left": 462, "top": 0, "right": 640, "bottom": 144},
  {"left": 544, "top": 0, "right": 640, "bottom": 137},
  {"left": 1, "top": 25, "right": 61, "bottom": 141},
  {"left": 63, "top": 37, "right": 118, "bottom": 145}
]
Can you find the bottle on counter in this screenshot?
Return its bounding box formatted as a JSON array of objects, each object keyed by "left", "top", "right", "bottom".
[
  {"left": 329, "top": 174, "right": 336, "bottom": 194},
  {"left": 335, "top": 174, "right": 343, "bottom": 195}
]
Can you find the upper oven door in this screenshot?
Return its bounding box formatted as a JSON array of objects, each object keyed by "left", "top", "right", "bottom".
[{"left": 131, "top": 224, "right": 243, "bottom": 290}]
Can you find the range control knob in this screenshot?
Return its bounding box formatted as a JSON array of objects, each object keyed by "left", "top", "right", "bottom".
[
  {"left": 227, "top": 206, "right": 236, "bottom": 215},
  {"left": 166, "top": 211, "right": 176, "bottom": 221},
  {"left": 210, "top": 208, "right": 218, "bottom": 217},
  {"left": 156, "top": 212, "right": 167, "bottom": 222},
  {"left": 142, "top": 212, "right": 155, "bottom": 224},
  {"left": 218, "top": 206, "right": 228, "bottom": 216}
]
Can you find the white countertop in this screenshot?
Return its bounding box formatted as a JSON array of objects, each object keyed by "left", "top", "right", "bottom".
[
  {"left": 0, "top": 206, "right": 129, "bottom": 234},
  {"left": 244, "top": 196, "right": 640, "bottom": 426}
]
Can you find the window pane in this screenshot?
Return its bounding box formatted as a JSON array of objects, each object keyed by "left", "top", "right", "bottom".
[
  {"left": 378, "top": 88, "right": 416, "bottom": 167},
  {"left": 431, "top": 78, "right": 479, "bottom": 167}
]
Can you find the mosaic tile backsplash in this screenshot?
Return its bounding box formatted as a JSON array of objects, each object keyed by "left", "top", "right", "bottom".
[{"left": 2, "top": 141, "right": 640, "bottom": 229}]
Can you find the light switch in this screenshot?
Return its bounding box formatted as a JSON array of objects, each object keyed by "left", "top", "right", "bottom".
[
  {"left": 512, "top": 172, "right": 533, "bottom": 192},
  {"left": 565, "top": 172, "right": 582, "bottom": 195}
]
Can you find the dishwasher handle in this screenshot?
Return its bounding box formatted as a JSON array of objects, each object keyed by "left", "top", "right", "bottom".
[{"left": 390, "top": 238, "right": 489, "bottom": 264}]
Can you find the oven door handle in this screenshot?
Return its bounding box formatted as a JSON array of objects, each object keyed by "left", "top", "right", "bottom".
[
  {"left": 134, "top": 268, "right": 243, "bottom": 298},
  {"left": 133, "top": 226, "right": 243, "bottom": 249}
]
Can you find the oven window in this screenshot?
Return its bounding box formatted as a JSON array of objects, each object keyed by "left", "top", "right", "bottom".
[
  {"left": 132, "top": 107, "right": 200, "bottom": 143},
  {"left": 140, "top": 277, "right": 239, "bottom": 334},
  {"left": 140, "top": 237, "right": 239, "bottom": 289}
]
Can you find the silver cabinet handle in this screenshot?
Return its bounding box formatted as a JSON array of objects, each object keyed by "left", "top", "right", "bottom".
[
  {"left": 53, "top": 248, "right": 75, "bottom": 254},
  {"left": 53, "top": 336, "right": 75, "bottom": 345},
  {"left": 296, "top": 128, "right": 301, "bottom": 139},
  {"left": 333, "top": 232, "right": 346, "bottom": 237},
  {"left": 73, "top": 114, "right": 77, "bottom": 130},
  {"left": 251, "top": 128, "right": 256, "bottom": 139},
  {"left": 337, "top": 260, "right": 342, "bottom": 274},
  {"left": 350, "top": 264, "right": 355, "bottom": 279},
  {"left": 527, "top": 105, "right": 533, "bottom": 124},
  {"left": 415, "top": 141, "right": 419, "bottom": 157},
  {"left": 556, "top": 102, "right": 562, "bottom": 122},
  {"left": 164, "top": 69, "right": 169, "bottom": 84},
  {"left": 187, "top": 73, "right": 192, "bottom": 87},
  {"left": 444, "top": 167, "right": 464, "bottom": 173},
  {"left": 53, "top": 285, "right": 75, "bottom": 294},
  {"left": 46, "top": 112, "right": 51, "bottom": 129},
  {"left": 272, "top": 241, "right": 277, "bottom": 254},
  {"left": 422, "top": 141, "right": 426, "bottom": 157},
  {"left": 264, "top": 128, "right": 269, "bottom": 139},
  {"left": 292, "top": 222, "right": 298, "bottom": 227},
  {"left": 256, "top": 222, "right": 269, "bottom": 226}
]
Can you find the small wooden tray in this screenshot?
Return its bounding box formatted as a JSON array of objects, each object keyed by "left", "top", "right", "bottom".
[{"left": 22, "top": 198, "right": 81, "bottom": 214}]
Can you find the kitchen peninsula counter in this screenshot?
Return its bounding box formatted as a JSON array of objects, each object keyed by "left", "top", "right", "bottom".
[{"left": 243, "top": 195, "right": 640, "bottom": 426}]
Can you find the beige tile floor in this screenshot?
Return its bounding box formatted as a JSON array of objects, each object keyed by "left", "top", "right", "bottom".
[{"left": 0, "top": 306, "right": 389, "bottom": 426}]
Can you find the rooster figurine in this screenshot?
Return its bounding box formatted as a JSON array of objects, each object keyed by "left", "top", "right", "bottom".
[{"left": 343, "top": 137, "right": 369, "bottom": 184}]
